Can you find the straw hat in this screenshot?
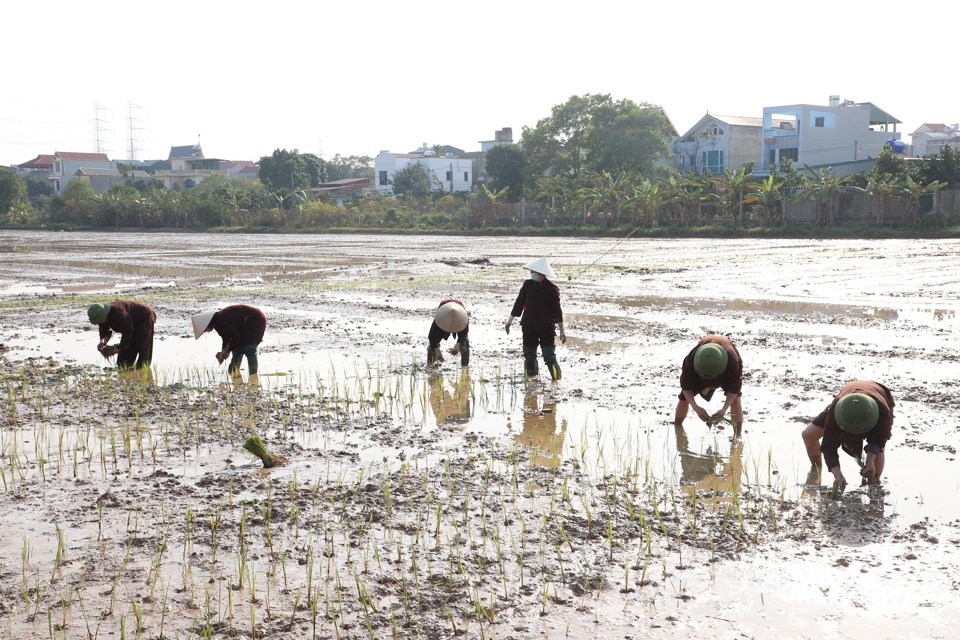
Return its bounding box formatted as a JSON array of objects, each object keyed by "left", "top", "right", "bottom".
[
  {"left": 523, "top": 258, "right": 556, "bottom": 279},
  {"left": 434, "top": 302, "right": 468, "bottom": 333},
  {"left": 191, "top": 311, "right": 216, "bottom": 340}
]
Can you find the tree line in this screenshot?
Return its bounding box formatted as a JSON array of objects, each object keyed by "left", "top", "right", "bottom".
[{"left": 2, "top": 93, "right": 960, "bottom": 231}]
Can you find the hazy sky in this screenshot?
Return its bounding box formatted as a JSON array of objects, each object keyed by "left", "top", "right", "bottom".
[{"left": 2, "top": 0, "right": 953, "bottom": 166}]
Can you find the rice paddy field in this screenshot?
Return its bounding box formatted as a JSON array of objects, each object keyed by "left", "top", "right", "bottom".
[{"left": 0, "top": 230, "right": 959, "bottom": 639}]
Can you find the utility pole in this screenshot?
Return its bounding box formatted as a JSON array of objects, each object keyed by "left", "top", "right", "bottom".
[
  {"left": 92, "top": 102, "right": 110, "bottom": 155},
  {"left": 854, "top": 140, "right": 858, "bottom": 161},
  {"left": 449, "top": 162, "right": 454, "bottom": 194},
  {"left": 126, "top": 101, "right": 144, "bottom": 162}
]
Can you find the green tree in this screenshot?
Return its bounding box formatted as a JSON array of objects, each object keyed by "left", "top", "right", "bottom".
[
  {"left": 302, "top": 153, "right": 328, "bottom": 187},
  {"left": 23, "top": 175, "right": 54, "bottom": 197},
  {"left": 580, "top": 171, "right": 631, "bottom": 224},
  {"left": 872, "top": 144, "right": 906, "bottom": 179},
  {"left": 630, "top": 178, "right": 662, "bottom": 226},
  {"left": 0, "top": 169, "right": 28, "bottom": 215},
  {"left": 257, "top": 149, "right": 311, "bottom": 193},
  {"left": 663, "top": 175, "right": 705, "bottom": 226},
  {"left": 899, "top": 176, "right": 945, "bottom": 227},
  {"left": 522, "top": 94, "right": 670, "bottom": 180},
  {"left": 910, "top": 145, "right": 960, "bottom": 188},
  {"left": 325, "top": 154, "right": 374, "bottom": 181},
  {"left": 794, "top": 165, "right": 845, "bottom": 227},
  {"left": 390, "top": 164, "right": 431, "bottom": 196},
  {"left": 484, "top": 145, "right": 527, "bottom": 201},
  {"left": 752, "top": 175, "right": 785, "bottom": 227},
  {"left": 710, "top": 167, "right": 759, "bottom": 226}
]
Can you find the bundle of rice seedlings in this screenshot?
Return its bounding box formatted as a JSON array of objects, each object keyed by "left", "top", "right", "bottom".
[{"left": 243, "top": 435, "right": 288, "bottom": 468}]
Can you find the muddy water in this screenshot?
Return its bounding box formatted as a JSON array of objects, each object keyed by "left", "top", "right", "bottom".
[{"left": 1, "top": 230, "right": 960, "bottom": 638}]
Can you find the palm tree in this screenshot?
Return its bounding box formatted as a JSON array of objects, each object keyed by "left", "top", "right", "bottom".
[
  {"left": 752, "top": 174, "right": 785, "bottom": 227},
  {"left": 631, "top": 179, "right": 661, "bottom": 227},
  {"left": 709, "top": 167, "right": 759, "bottom": 226},
  {"left": 663, "top": 176, "right": 704, "bottom": 227},
  {"left": 794, "top": 165, "right": 845, "bottom": 227},
  {"left": 580, "top": 171, "right": 630, "bottom": 224},
  {"left": 899, "top": 176, "right": 945, "bottom": 227}
]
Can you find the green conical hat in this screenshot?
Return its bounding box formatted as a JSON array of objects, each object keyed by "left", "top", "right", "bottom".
[
  {"left": 693, "top": 343, "right": 728, "bottom": 378},
  {"left": 834, "top": 393, "right": 879, "bottom": 434},
  {"left": 87, "top": 303, "right": 110, "bottom": 324}
]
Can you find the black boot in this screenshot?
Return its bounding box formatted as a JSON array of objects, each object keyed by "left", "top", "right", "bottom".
[{"left": 523, "top": 346, "right": 539, "bottom": 377}]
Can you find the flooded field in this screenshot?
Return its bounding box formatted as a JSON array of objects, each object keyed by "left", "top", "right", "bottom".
[{"left": 0, "top": 229, "right": 959, "bottom": 639}]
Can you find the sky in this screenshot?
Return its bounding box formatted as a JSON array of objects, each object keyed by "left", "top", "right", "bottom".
[{"left": 2, "top": 0, "right": 955, "bottom": 166}]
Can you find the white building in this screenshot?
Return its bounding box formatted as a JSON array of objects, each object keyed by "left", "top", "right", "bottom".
[
  {"left": 374, "top": 151, "right": 472, "bottom": 196},
  {"left": 759, "top": 98, "right": 901, "bottom": 172},
  {"left": 49, "top": 151, "right": 116, "bottom": 194},
  {"left": 673, "top": 114, "right": 772, "bottom": 175},
  {"left": 909, "top": 123, "right": 960, "bottom": 158}
]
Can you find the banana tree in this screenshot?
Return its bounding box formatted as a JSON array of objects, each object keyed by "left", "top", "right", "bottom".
[
  {"left": 752, "top": 174, "right": 785, "bottom": 227},
  {"left": 708, "top": 166, "right": 759, "bottom": 226},
  {"left": 794, "top": 165, "right": 845, "bottom": 227},
  {"left": 899, "top": 176, "right": 945, "bottom": 227},
  {"left": 580, "top": 171, "right": 630, "bottom": 224}
]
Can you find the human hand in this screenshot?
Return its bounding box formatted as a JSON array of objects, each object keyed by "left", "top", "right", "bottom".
[
  {"left": 504, "top": 315, "right": 514, "bottom": 334},
  {"left": 434, "top": 347, "right": 445, "bottom": 363},
  {"left": 98, "top": 344, "right": 119, "bottom": 358},
  {"left": 216, "top": 350, "right": 229, "bottom": 364},
  {"left": 860, "top": 463, "right": 879, "bottom": 484},
  {"left": 450, "top": 344, "right": 460, "bottom": 356},
  {"left": 693, "top": 406, "right": 710, "bottom": 422},
  {"left": 830, "top": 469, "right": 847, "bottom": 497}
]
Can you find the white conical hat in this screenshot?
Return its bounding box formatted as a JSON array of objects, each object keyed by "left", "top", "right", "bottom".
[
  {"left": 434, "top": 302, "right": 468, "bottom": 333},
  {"left": 191, "top": 311, "right": 216, "bottom": 340},
  {"left": 523, "top": 257, "right": 555, "bottom": 279}
]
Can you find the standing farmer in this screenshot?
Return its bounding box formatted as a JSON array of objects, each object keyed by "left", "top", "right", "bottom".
[
  {"left": 673, "top": 335, "right": 744, "bottom": 432},
  {"left": 505, "top": 258, "right": 566, "bottom": 380},
  {"left": 192, "top": 304, "right": 266, "bottom": 375},
  {"left": 87, "top": 300, "right": 156, "bottom": 370},
  {"left": 801, "top": 380, "right": 895, "bottom": 493},
  {"left": 428, "top": 299, "right": 469, "bottom": 367}
]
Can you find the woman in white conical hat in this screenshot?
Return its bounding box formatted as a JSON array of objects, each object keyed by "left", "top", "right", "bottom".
[
  {"left": 192, "top": 304, "right": 267, "bottom": 376},
  {"left": 504, "top": 258, "right": 565, "bottom": 380},
  {"left": 428, "top": 299, "right": 469, "bottom": 367}
]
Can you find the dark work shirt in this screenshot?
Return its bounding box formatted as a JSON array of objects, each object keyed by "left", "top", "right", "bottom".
[
  {"left": 99, "top": 300, "right": 156, "bottom": 351},
  {"left": 428, "top": 299, "right": 468, "bottom": 349},
  {"left": 813, "top": 380, "right": 894, "bottom": 471},
  {"left": 210, "top": 305, "right": 266, "bottom": 350},
  {"left": 510, "top": 278, "right": 563, "bottom": 332},
  {"left": 679, "top": 335, "right": 743, "bottom": 396}
]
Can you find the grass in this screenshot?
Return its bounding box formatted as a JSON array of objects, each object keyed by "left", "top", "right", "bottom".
[{"left": 0, "top": 347, "right": 813, "bottom": 639}]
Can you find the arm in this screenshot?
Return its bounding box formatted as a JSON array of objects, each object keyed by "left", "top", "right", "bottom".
[
  {"left": 681, "top": 389, "right": 710, "bottom": 422},
  {"left": 98, "top": 323, "right": 113, "bottom": 345},
  {"left": 713, "top": 392, "right": 738, "bottom": 419}
]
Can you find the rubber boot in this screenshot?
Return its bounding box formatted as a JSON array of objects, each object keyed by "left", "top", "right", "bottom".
[
  {"left": 523, "top": 346, "right": 539, "bottom": 377},
  {"left": 459, "top": 338, "right": 469, "bottom": 367},
  {"left": 246, "top": 346, "right": 259, "bottom": 375},
  {"left": 426, "top": 346, "right": 437, "bottom": 366},
  {"left": 542, "top": 345, "right": 560, "bottom": 380}
]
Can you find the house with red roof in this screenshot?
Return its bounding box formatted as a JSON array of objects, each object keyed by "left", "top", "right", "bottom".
[
  {"left": 49, "top": 151, "right": 115, "bottom": 194},
  {"left": 16, "top": 154, "right": 54, "bottom": 178},
  {"left": 909, "top": 123, "right": 960, "bottom": 158}
]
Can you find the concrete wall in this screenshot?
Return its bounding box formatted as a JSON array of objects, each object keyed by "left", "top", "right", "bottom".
[
  {"left": 374, "top": 154, "right": 472, "bottom": 195},
  {"left": 727, "top": 125, "right": 761, "bottom": 172}
]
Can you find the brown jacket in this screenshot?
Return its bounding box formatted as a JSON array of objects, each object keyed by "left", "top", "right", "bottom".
[
  {"left": 428, "top": 299, "right": 468, "bottom": 348},
  {"left": 813, "top": 380, "right": 894, "bottom": 471},
  {"left": 99, "top": 300, "right": 156, "bottom": 352},
  {"left": 511, "top": 279, "right": 563, "bottom": 333},
  {"left": 210, "top": 305, "right": 266, "bottom": 350},
  {"left": 679, "top": 335, "right": 743, "bottom": 397}
]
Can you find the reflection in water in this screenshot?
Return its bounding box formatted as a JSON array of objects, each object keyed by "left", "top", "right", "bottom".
[
  {"left": 428, "top": 372, "right": 472, "bottom": 428},
  {"left": 674, "top": 425, "right": 742, "bottom": 506},
  {"left": 118, "top": 366, "right": 154, "bottom": 386},
  {"left": 510, "top": 390, "right": 567, "bottom": 467}
]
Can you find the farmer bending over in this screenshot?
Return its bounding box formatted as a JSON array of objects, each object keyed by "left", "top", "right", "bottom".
[
  {"left": 192, "top": 304, "right": 266, "bottom": 376},
  {"left": 88, "top": 300, "right": 156, "bottom": 371},
  {"left": 673, "top": 335, "right": 743, "bottom": 433}
]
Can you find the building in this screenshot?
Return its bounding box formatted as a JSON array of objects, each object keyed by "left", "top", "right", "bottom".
[
  {"left": 909, "top": 123, "right": 960, "bottom": 158},
  {"left": 374, "top": 151, "right": 472, "bottom": 196},
  {"left": 759, "top": 98, "right": 901, "bottom": 173},
  {"left": 311, "top": 178, "right": 371, "bottom": 206},
  {"left": 221, "top": 160, "right": 259, "bottom": 180},
  {"left": 479, "top": 128, "right": 513, "bottom": 152},
  {"left": 49, "top": 152, "right": 115, "bottom": 194},
  {"left": 152, "top": 143, "right": 228, "bottom": 189},
  {"left": 15, "top": 154, "right": 54, "bottom": 179},
  {"left": 673, "top": 114, "right": 772, "bottom": 175},
  {"left": 72, "top": 168, "right": 152, "bottom": 193}
]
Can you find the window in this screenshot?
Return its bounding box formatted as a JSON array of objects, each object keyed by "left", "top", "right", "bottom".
[
  {"left": 379, "top": 170, "right": 388, "bottom": 186},
  {"left": 463, "top": 172, "right": 468, "bottom": 182},
  {"left": 709, "top": 126, "right": 725, "bottom": 136},
  {"left": 702, "top": 150, "right": 724, "bottom": 174},
  {"left": 769, "top": 150, "right": 776, "bottom": 165},
  {"left": 780, "top": 148, "right": 798, "bottom": 162},
  {"left": 54, "top": 161, "right": 62, "bottom": 174},
  {"left": 446, "top": 171, "right": 452, "bottom": 181},
  {"left": 815, "top": 117, "right": 825, "bottom": 128}
]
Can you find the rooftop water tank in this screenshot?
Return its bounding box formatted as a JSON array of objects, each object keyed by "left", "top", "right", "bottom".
[{"left": 885, "top": 139, "right": 906, "bottom": 154}]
